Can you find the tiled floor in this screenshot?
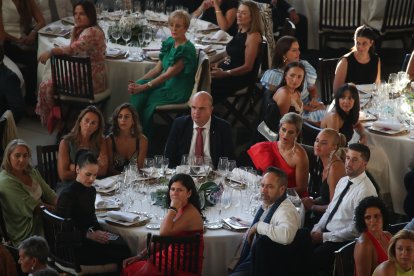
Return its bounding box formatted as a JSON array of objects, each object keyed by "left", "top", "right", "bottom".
[{"left": 17, "top": 117, "right": 56, "bottom": 166}]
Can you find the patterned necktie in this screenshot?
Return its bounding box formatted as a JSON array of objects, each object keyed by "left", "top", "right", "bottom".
[
  {"left": 324, "top": 180, "right": 353, "bottom": 231},
  {"left": 195, "top": 127, "right": 204, "bottom": 157}
]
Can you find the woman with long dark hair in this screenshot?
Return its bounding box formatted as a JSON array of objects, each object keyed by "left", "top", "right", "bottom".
[
  {"left": 36, "top": 1, "right": 107, "bottom": 130},
  {"left": 122, "top": 173, "right": 204, "bottom": 275},
  {"left": 321, "top": 83, "right": 366, "bottom": 143}
]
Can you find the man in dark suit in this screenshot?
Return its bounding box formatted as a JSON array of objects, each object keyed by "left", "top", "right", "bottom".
[
  {"left": 0, "top": 43, "right": 24, "bottom": 123},
  {"left": 164, "top": 91, "right": 234, "bottom": 168}
]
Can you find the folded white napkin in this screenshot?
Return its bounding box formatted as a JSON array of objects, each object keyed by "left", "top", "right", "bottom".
[
  {"left": 231, "top": 168, "right": 261, "bottom": 184},
  {"left": 372, "top": 120, "right": 403, "bottom": 131},
  {"left": 106, "top": 48, "right": 126, "bottom": 57},
  {"left": 106, "top": 211, "right": 141, "bottom": 223},
  {"left": 195, "top": 44, "right": 213, "bottom": 53},
  {"left": 196, "top": 20, "right": 216, "bottom": 30},
  {"left": 95, "top": 194, "right": 105, "bottom": 208},
  {"left": 94, "top": 176, "right": 116, "bottom": 189},
  {"left": 176, "top": 165, "right": 190, "bottom": 174},
  {"left": 54, "top": 37, "right": 70, "bottom": 47},
  {"left": 210, "top": 30, "right": 227, "bottom": 41},
  {"left": 144, "top": 10, "right": 168, "bottom": 22},
  {"left": 146, "top": 51, "right": 160, "bottom": 59}
]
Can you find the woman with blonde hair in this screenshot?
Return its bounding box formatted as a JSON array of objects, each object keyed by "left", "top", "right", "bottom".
[
  {"left": 0, "top": 139, "right": 56, "bottom": 245},
  {"left": 106, "top": 103, "right": 148, "bottom": 175},
  {"left": 128, "top": 10, "right": 197, "bottom": 137},
  {"left": 210, "top": 0, "right": 263, "bottom": 103},
  {"left": 57, "top": 105, "right": 107, "bottom": 191},
  {"left": 302, "top": 128, "right": 346, "bottom": 225},
  {"left": 373, "top": 229, "right": 414, "bottom": 276}
]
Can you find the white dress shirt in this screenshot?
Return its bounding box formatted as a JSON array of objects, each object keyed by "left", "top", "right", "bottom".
[
  {"left": 189, "top": 117, "right": 212, "bottom": 160},
  {"left": 257, "top": 198, "right": 301, "bottom": 245},
  {"left": 312, "top": 171, "right": 377, "bottom": 242}
]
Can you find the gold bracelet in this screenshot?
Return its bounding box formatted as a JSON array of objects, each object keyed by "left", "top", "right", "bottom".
[
  {"left": 147, "top": 81, "right": 153, "bottom": 88},
  {"left": 215, "top": 10, "right": 222, "bottom": 13}
]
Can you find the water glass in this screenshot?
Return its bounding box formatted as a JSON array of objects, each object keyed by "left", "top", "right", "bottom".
[
  {"left": 128, "top": 41, "right": 143, "bottom": 61},
  {"left": 227, "top": 160, "right": 236, "bottom": 178},
  {"left": 144, "top": 157, "right": 154, "bottom": 177},
  {"left": 217, "top": 157, "right": 228, "bottom": 177},
  {"left": 287, "top": 188, "right": 301, "bottom": 207},
  {"left": 154, "top": 155, "right": 164, "bottom": 177}
]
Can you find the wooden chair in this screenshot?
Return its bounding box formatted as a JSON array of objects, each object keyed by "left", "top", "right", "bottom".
[
  {"left": 319, "top": 0, "right": 362, "bottom": 49},
  {"left": 301, "top": 144, "right": 321, "bottom": 197},
  {"left": 387, "top": 222, "right": 409, "bottom": 235},
  {"left": 333, "top": 240, "right": 356, "bottom": 276},
  {"left": 146, "top": 232, "right": 201, "bottom": 276},
  {"left": 220, "top": 40, "right": 268, "bottom": 131},
  {"left": 154, "top": 50, "right": 210, "bottom": 125},
  {"left": 377, "top": 0, "right": 414, "bottom": 52},
  {"left": 51, "top": 55, "right": 111, "bottom": 133},
  {"left": 402, "top": 53, "right": 412, "bottom": 71},
  {"left": 0, "top": 201, "right": 11, "bottom": 244},
  {"left": 40, "top": 206, "right": 117, "bottom": 275},
  {"left": 36, "top": 144, "right": 60, "bottom": 191},
  {"left": 256, "top": 2, "right": 275, "bottom": 68},
  {"left": 319, "top": 57, "right": 340, "bottom": 105}
]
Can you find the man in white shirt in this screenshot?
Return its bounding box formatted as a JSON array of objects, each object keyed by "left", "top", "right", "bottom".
[
  {"left": 311, "top": 143, "right": 378, "bottom": 275},
  {"left": 164, "top": 91, "right": 234, "bottom": 168},
  {"left": 229, "top": 167, "right": 301, "bottom": 276}
]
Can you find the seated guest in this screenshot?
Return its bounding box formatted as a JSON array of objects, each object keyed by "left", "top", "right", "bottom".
[
  {"left": 256, "top": 0, "right": 308, "bottom": 50},
  {"left": 271, "top": 61, "right": 305, "bottom": 116},
  {"left": 0, "top": 139, "right": 57, "bottom": 246},
  {"left": 122, "top": 173, "right": 204, "bottom": 275},
  {"left": 321, "top": 83, "right": 366, "bottom": 143},
  {"left": 0, "top": 0, "right": 45, "bottom": 108},
  {"left": 229, "top": 167, "right": 300, "bottom": 276},
  {"left": 406, "top": 50, "right": 414, "bottom": 80},
  {"left": 18, "top": 236, "right": 58, "bottom": 275},
  {"left": 311, "top": 143, "right": 377, "bottom": 275},
  {"left": 373, "top": 229, "right": 414, "bottom": 276},
  {"left": 192, "top": 0, "right": 238, "bottom": 36},
  {"left": 164, "top": 91, "right": 234, "bottom": 168},
  {"left": 128, "top": 10, "right": 197, "bottom": 137},
  {"left": 248, "top": 112, "right": 309, "bottom": 197},
  {"left": 57, "top": 106, "right": 108, "bottom": 192},
  {"left": 354, "top": 196, "right": 391, "bottom": 276},
  {"left": 37, "top": 1, "right": 107, "bottom": 131},
  {"left": 0, "top": 43, "right": 24, "bottom": 123},
  {"left": 106, "top": 103, "right": 148, "bottom": 175},
  {"left": 210, "top": 0, "right": 262, "bottom": 103},
  {"left": 333, "top": 25, "right": 381, "bottom": 92},
  {"left": 404, "top": 169, "right": 414, "bottom": 219},
  {"left": 56, "top": 151, "right": 130, "bottom": 270},
  {"left": 261, "top": 36, "right": 325, "bottom": 124},
  {"left": 302, "top": 128, "right": 346, "bottom": 226}
]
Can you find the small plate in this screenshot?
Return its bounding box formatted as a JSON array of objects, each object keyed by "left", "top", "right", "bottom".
[
  {"left": 146, "top": 223, "right": 161, "bottom": 230},
  {"left": 205, "top": 223, "right": 223, "bottom": 230}
]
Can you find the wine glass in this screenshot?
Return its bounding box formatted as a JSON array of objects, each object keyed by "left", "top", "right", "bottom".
[
  {"left": 111, "top": 25, "right": 121, "bottom": 45},
  {"left": 144, "top": 157, "right": 154, "bottom": 177},
  {"left": 106, "top": 24, "right": 114, "bottom": 45},
  {"left": 144, "top": 27, "right": 152, "bottom": 47},
  {"left": 122, "top": 27, "right": 132, "bottom": 46}
]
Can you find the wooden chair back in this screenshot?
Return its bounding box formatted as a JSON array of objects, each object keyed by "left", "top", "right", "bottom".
[
  {"left": 146, "top": 232, "right": 201, "bottom": 276},
  {"left": 51, "top": 55, "right": 94, "bottom": 100},
  {"left": 334, "top": 240, "right": 356, "bottom": 276},
  {"left": 36, "top": 144, "right": 60, "bottom": 191},
  {"left": 319, "top": 57, "right": 340, "bottom": 105}
]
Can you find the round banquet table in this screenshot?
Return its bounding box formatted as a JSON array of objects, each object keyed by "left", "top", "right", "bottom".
[
  {"left": 37, "top": 18, "right": 226, "bottom": 119},
  {"left": 365, "top": 129, "right": 414, "bottom": 215}
]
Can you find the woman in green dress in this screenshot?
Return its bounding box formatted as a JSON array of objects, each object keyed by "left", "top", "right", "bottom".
[{"left": 128, "top": 10, "right": 197, "bottom": 137}]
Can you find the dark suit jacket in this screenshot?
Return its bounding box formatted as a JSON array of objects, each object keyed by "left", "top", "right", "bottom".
[
  {"left": 164, "top": 115, "right": 234, "bottom": 168},
  {"left": 0, "top": 63, "right": 24, "bottom": 123}
]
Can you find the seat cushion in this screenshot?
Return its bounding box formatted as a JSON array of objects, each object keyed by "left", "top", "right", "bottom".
[{"left": 59, "top": 88, "right": 111, "bottom": 104}]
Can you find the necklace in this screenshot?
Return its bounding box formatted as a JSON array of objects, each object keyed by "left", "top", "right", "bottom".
[{"left": 279, "top": 142, "right": 296, "bottom": 155}]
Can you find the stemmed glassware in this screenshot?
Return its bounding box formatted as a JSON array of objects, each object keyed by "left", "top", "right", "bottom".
[
  {"left": 144, "top": 27, "right": 152, "bottom": 47},
  {"left": 122, "top": 27, "right": 132, "bottom": 46},
  {"left": 111, "top": 25, "right": 121, "bottom": 45}
]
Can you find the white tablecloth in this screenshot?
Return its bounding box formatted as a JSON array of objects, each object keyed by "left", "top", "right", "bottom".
[
  {"left": 37, "top": 20, "right": 225, "bottom": 120},
  {"left": 365, "top": 131, "right": 414, "bottom": 215},
  {"left": 287, "top": 0, "right": 387, "bottom": 49}
]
